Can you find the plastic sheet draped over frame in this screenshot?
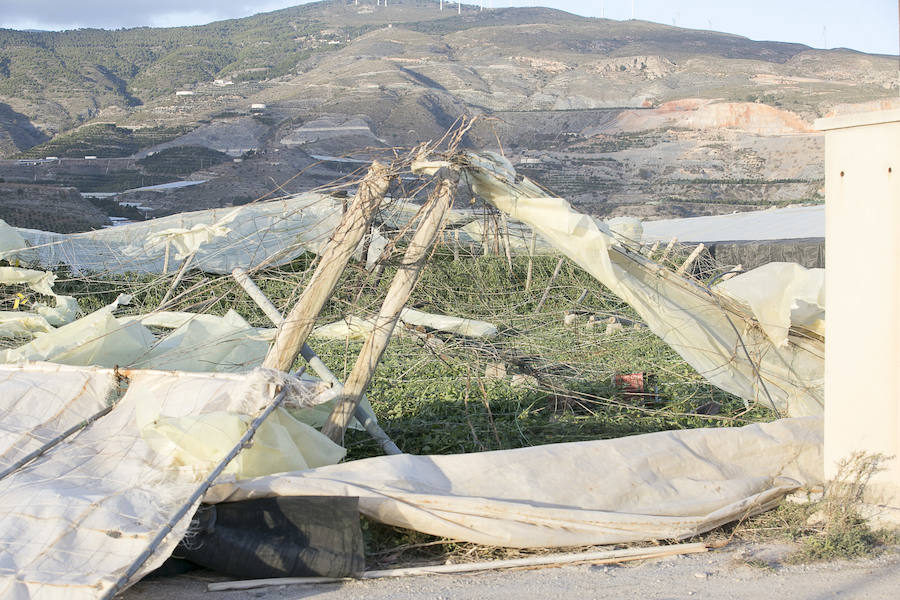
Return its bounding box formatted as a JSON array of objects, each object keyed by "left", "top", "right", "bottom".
[
  {"left": 412, "top": 153, "right": 824, "bottom": 417},
  {"left": 0, "top": 363, "right": 116, "bottom": 473},
  {"left": 209, "top": 417, "right": 824, "bottom": 548},
  {"left": 714, "top": 262, "right": 825, "bottom": 348},
  {"left": 0, "top": 366, "right": 341, "bottom": 599},
  {"left": 0, "top": 192, "right": 344, "bottom": 275}
]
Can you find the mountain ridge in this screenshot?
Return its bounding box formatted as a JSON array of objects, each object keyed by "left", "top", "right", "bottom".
[{"left": 0, "top": 1, "right": 896, "bottom": 225}]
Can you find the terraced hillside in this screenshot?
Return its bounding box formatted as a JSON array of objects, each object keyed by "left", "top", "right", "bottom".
[{"left": 0, "top": 1, "right": 897, "bottom": 226}]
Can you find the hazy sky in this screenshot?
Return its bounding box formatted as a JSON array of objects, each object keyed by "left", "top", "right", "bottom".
[{"left": 0, "top": 0, "right": 896, "bottom": 56}]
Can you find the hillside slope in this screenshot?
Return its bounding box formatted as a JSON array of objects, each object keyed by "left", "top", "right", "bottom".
[{"left": 0, "top": 0, "right": 896, "bottom": 226}]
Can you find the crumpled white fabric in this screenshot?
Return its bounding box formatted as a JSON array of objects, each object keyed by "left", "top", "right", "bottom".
[
  {"left": 208, "top": 416, "right": 824, "bottom": 548},
  {"left": 0, "top": 294, "right": 148, "bottom": 366},
  {"left": 1, "top": 193, "right": 345, "bottom": 275},
  {"left": 146, "top": 208, "right": 240, "bottom": 261},
  {"left": 311, "top": 309, "right": 498, "bottom": 341},
  {"left": 0, "top": 266, "right": 81, "bottom": 336},
  {"left": 0, "top": 365, "right": 340, "bottom": 599},
  {"left": 0, "top": 267, "right": 58, "bottom": 297},
  {"left": 715, "top": 262, "right": 825, "bottom": 348}
]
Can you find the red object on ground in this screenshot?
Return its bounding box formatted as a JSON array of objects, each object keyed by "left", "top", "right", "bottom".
[{"left": 614, "top": 372, "right": 646, "bottom": 393}]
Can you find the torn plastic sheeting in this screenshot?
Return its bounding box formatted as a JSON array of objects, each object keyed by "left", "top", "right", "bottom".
[
  {"left": 417, "top": 152, "right": 824, "bottom": 417},
  {"left": 208, "top": 416, "right": 823, "bottom": 548},
  {"left": 0, "top": 266, "right": 80, "bottom": 333},
  {"left": 458, "top": 219, "right": 555, "bottom": 255},
  {"left": 0, "top": 304, "right": 269, "bottom": 374},
  {"left": 0, "top": 193, "right": 346, "bottom": 275},
  {"left": 129, "top": 309, "right": 272, "bottom": 373},
  {"left": 0, "top": 267, "right": 58, "bottom": 297},
  {"left": 714, "top": 262, "right": 825, "bottom": 348},
  {"left": 400, "top": 307, "right": 498, "bottom": 338},
  {"left": 0, "top": 221, "right": 35, "bottom": 264},
  {"left": 312, "top": 309, "right": 498, "bottom": 341},
  {"left": 375, "top": 198, "right": 477, "bottom": 230},
  {"left": 0, "top": 367, "right": 339, "bottom": 599},
  {"left": 0, "top": 295, "right": 152, "bottom": 368},
  {"left": 0, "top": 363, "right": 116, "bottom": 473},
  {"left": 139, "top": 376, "right": 345, "bottom": 481},
  {"left": 0, "top": 305, "right": 379, "bottom": 433},
  {"left": 146, "top": 207, "right": 239, "bottom": 261},
  {"left": 0, "top": 312, "right": 55, "bottom": 339}
]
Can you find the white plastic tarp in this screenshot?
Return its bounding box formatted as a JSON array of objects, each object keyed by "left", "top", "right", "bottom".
[
  {"left": 0, "top": 267, "right": 80, "bottom": 337},
  {"left": 0, "top": 193, "right": 344, "bottom": 275},
  {"left": 413, "top": 153, "right": 824, "bottom": 417},
  {"left": 311, "top": 308, "right": 498, "bottom": 341},
  {"left": 209, "top": 416, "right": 824, "bottom": 548},
  {"left": 0, "top": 365, "right": 340, "bottom": 599},
  {"left": 641, "top": 205, "right": 824, "bottom": 243},
  {"left": 0, "top": 363, "right": 115, "bottom": 473},
  {"left": 715, "top": 263, "right": 825, "bottom": 348}
]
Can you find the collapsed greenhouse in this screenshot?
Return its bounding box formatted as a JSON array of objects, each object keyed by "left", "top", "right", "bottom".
[{"left": 0, "top": 144, "right": 828, "bottom": 598}]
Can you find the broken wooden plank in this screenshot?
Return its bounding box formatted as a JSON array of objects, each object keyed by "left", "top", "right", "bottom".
[{"left": 676, "top": 243, "right": 705, "bottom": 276}]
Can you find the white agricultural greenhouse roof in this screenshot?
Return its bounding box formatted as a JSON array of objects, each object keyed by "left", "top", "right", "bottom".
[{"left": 641, "top": 205, "right": 824, "bottom": 243}]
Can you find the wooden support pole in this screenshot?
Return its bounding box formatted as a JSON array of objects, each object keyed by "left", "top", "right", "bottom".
[
  {"left": 162, "top": 239, "right": 171, "bottom": 274},
  {"left": 500, "top": 212, "right": 513, "bottom": 271},
  {"left": 321, "top": 169, "right": 457, "bottom": 443},
  {"left": 534, "top": 256, "right": 564, "bottom": 313},
  {"left": 676, "top": 243, "right": 705, "bottom": 276},
  {"left": 158, "top": 251, "right": 196, "bottom": 309},
  {"left": 525, "top": 229, "right": 537, "bottom": 293},
  {"left": 263, "top": 162, "right": 392, "bottom": 372},
  {"left": 660, "top": 236, "right": 678, "bottom": 262},
  {"left": 232, "top": 268, "right": 401, "bottom": 455}
]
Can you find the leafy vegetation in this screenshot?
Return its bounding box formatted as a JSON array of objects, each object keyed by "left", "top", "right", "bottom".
[
  {"left": 729, "top": 453, "right": 899, "bottom": 564},
  {"left": 0, "top": 2, "right": 360, "bottom": 104}
]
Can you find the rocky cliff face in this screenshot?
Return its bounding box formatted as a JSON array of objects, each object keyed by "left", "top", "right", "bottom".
[{"left": 602, "top": 100, "right": 815, "bottom": 135}]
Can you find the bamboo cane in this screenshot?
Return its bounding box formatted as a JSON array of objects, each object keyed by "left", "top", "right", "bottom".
[
  {"left": 525, "top": 230, "right": 537, "bottom": 293},
  {"left": 500, "top": 212, "right": 513, "bottom": 271},
  {"left": 534, "top": 256, "right": 564, "bottom": 313},
  {"left": 158, "top": 250, "right": 196, "bottom": 309}
]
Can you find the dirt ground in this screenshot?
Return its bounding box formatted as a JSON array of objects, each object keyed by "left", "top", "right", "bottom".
[{"left": 123, "top": 542, "right": 900, "bottom": 600}]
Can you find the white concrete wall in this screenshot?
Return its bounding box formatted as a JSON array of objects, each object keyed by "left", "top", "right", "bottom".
[{"left": 817, "top": 109, "right": 900, "bottom": 507}]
